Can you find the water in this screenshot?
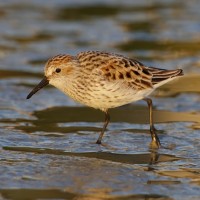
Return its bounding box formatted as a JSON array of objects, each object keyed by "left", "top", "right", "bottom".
[{"left": 0, "top": 0, "right": 200, "bottom": 199}]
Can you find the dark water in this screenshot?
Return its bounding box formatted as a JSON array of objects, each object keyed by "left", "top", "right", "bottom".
[{"left": 0, "top": 0, "right": 200, "bottom": 199}]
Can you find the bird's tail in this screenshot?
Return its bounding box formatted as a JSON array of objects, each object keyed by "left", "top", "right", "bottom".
[{"left": 147, "top": 67, "right": 183, "bottom": 85}]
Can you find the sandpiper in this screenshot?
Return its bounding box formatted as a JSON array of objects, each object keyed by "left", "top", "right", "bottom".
[{"left": 27, "top": 51, "right": 183, "bottom": 148}]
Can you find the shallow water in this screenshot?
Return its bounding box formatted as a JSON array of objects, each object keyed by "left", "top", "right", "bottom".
[{"left": 0, "top": 0, "right": 200, "bottom": 200}]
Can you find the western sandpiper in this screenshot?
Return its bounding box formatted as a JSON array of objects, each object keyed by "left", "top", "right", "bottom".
[{"left": 27, "top": 51, "right": 183, "bottom": 148}]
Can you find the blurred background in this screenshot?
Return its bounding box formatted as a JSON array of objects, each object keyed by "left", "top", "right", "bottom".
[{"left": 0, "top": 0, "right": 200, "bottom": 200}]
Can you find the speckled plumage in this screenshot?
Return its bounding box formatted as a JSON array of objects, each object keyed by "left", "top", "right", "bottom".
[
  {"left": 44, "top": 51, "right": 182, "bottom": 111},
  {"left": 27, "top": 51, "right": 183, "bottom": 147}
]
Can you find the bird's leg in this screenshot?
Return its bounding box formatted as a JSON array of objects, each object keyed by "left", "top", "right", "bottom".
[
  {"left": 143, "top": 98, "right": 161, "bottom": 148},
  {"left": 96, "top": 110, "right": 110, "bottom": 144}
]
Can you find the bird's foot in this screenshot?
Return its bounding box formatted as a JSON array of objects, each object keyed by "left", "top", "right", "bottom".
[
  {"left": 96, "top": 139, "right": 102, "bottom": 144},
  {"left": 150, "top": 129, "right": 161, "bottom": 149}
]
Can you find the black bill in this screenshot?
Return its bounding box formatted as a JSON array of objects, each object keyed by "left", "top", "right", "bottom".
[{"left": 26, "top": 76, "right": 49, "bottom": 99}]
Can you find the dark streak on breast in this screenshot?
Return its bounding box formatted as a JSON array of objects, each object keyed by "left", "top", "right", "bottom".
[{"left": 119, "top": 72, "right": 124, "bottom": 79}]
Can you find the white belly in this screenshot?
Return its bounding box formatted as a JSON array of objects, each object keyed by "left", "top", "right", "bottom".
[
  {"left": 51, "top": 78, "right": 154, "bottom": 111},
  {"left": 67, "top": 83, "right": 153, "bottom": 110}
]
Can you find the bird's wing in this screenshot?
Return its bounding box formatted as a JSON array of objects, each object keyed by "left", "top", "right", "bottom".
[
  {"left": 78, "top": 51, "right": 153, "bottom": 91},
  {"left": 78, "top": 51, "right": 183, "bottom": 91}
]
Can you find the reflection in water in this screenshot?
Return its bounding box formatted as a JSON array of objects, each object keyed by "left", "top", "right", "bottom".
[
  {"left": 13, "top": 102, "right": 200, "bottom": 135},
  {"left": 3, "top": 146, "right": 179, "bottom": 165},
  {"left": 0, "top": 188, "right": 173, "bottom": 200},
  {"left": 1, "top": 146, "right": 178, "bottom": 200},
  {"left": 0, "top": 189, "right": 76, "bottom": 200}
]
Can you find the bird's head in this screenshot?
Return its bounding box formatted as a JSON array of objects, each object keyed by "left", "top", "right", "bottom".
[{"left": 26, "top": 54, "right": 77, "bottom": 99}]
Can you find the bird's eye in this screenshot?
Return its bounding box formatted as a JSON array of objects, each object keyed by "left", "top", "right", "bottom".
[{"left": 55, "top": 68, "right": 61, "bottom": 73}]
